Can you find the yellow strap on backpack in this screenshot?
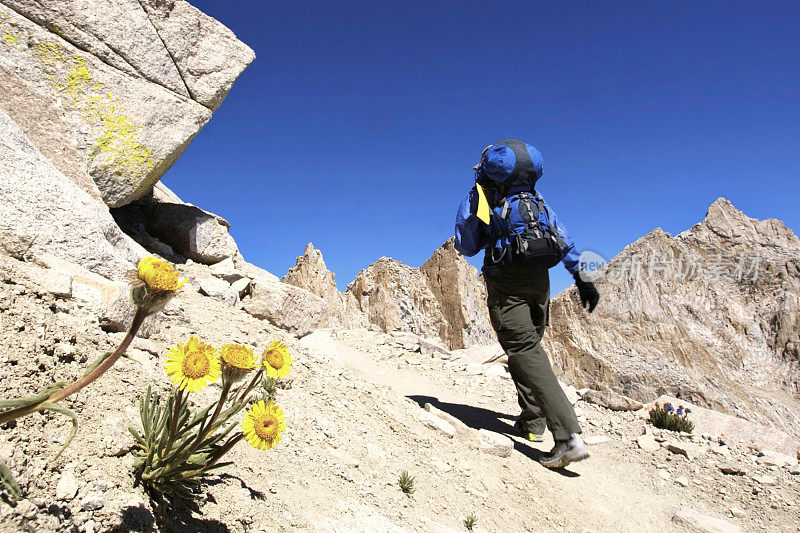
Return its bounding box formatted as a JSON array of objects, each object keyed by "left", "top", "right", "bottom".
[{"left": 475, "top": 183, "right": 491, "bottom": 225}]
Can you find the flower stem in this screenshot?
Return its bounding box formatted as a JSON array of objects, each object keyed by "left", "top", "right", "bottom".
[
  {"left": 162, "top": 388, "right": 184, "bottom": 458},
  {"left": 0, "top": 306, "right": 148, "bottom": 425},
  {"left": 234, "top": 368, "right": 264, "bottom": 406}
]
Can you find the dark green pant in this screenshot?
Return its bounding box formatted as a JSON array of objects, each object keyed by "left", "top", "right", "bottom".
[{"left": 486, "top": 268, "right": 581, "bottom": 441}]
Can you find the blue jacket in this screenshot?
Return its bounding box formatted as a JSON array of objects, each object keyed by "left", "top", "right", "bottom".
[{"left": 454, "top": 186, "right": 581, "bottom": 275}]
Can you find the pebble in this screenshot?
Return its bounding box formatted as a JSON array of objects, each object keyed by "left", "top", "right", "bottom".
[
  {"left": 657, "top": 469, "right": 670, "bottom": 480},
  {"left": 56, "top": 471, "right": 79, "bottom": 501},
  {"left": 80, "top": 491, "right": 105, "bottom": 511},
  {"left": 675, "top": 476, "right": 690, "bottom": 487},
  {"left": 584, "top": 435, "right": 612, "bottom": 446}
]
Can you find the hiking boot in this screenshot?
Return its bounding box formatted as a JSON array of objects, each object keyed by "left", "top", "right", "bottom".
[
  {"left": 513, "top": 420, "right": 543, "bottom": 442},
  {"left": 538, "top": 434, "right": 589, "bottom": 468}
]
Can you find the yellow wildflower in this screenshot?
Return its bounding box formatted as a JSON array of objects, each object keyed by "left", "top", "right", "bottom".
[
  {"left": 136, "top": 256, "right": 188, "bottom": 292},
  {"left": 220, "top": 344, "right": 257, "bottom": 372},
  {"left": 164, "top": 337, "right": 220, "bottom": 392},
  {"left": 262, "top": 340, "right": 292, "bottom": 379},
  {"left": 242, "top": 400, "right": 286, "bottom": 450}
]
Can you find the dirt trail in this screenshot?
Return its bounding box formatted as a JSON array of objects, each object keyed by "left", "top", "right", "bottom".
[{"left": 300, "top": 331, "right": 688, "bottom": 532}]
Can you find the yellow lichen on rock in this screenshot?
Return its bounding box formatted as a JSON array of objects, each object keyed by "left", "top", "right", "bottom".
[{"left": 31, "top": 41, "right": 156, "bottom": 182}]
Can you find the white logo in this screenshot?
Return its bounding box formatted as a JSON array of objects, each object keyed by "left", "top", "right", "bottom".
[{"left": 578, "top": 250, "right": 607, "bottom": 282}]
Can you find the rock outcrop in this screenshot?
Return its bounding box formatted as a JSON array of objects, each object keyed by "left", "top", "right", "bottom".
[
  {"left": 420, "top": 238, "right": 495, "bottom": 349},
  {"left": 543, "top": 198, "right": 800, "bottom": 437},
  {"left": 0, "top": 0, "right": 254, "bottom": 208},
  {"left": 283, "top": 243, "right": 348, "bottom": 327},
  {"left": 343, "top": 257, "right": 447, "bottom": 340},
  {"left": 283, "top": 241, "right": 495, "bottom": 349}
]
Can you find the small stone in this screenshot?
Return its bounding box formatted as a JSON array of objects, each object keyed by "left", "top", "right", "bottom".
[
  {"left": 581, "top": 389, "right": 643, "bottom": 411},
  {"left": 484, "top": 364, "right": 508, "bottom": 378},
  {"left": 56, "top": 471, "right": 78, "bottom": 501},
  {"left": 657, "top": 469, "right": 670, "bottom": 480},
  {"left": 751, "top": 474, "right": 778, "bottom": 486},
  {"left": 666, "top": 441, "right": 706, "bottom": 461},
  {"left": 672, "top": 508, "right": 743, "bottom": 533},
  {"left": 198, "top": 278, "right": 240, "bottom": 306},
  {"left": 40, "top": 270, "right": 72, "bottom": 298},
  {"left": 637, "top": 434, "right": 660, "bottom": 453},
  {"left": 80, "top": 490, "right": 105, "bottom": 511},
  {"left": 675, "top": 476, "right": 689, "bottom": 487},
  {"left": 465, "top": 363, "right": 484, "bottom": 375},
  {"left": 231, "top": 277, "right": 252, "bottom": 297},
  {"left": 13, "top": 499, "right": 37, "bottom": 519},
  {"left": 756, "top": 450, "right": 798, "bottom": 468},
  {"left": 729, "top": 507, "right": 746, "bottom": 519},
  {"left": 478, "top": 429, "right": 514, "bottom": 458},
  {"left": 584, "top": 435, "right": 612, "bottom": 446},
  {"left": 719, "top": 462, "right": 746, "bottom": 476},
  {"left": 789, "top": 464, "right": 800, "bottom": 475},
  {"left": 419, "top": 411, "right": 456, "bottom": 438}
]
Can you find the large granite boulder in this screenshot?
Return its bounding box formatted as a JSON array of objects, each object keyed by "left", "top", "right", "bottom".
[
  {"left": 0, "top": 0, "right": 254, "bottom": 207},
  {"left": 0, "top": 109, "right": 143, "bottom": 279},
  {"left": 242, "top": 276, "right": 327, "bottom": 338}
]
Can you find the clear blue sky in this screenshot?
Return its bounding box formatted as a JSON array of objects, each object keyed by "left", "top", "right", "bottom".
[{"left": 164, "top": 1, "right": 799, "bottom": 294}]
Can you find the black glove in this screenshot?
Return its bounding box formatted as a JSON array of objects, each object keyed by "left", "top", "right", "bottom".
[{"left": 573, "top": 272, "right": 600, "bottom": 313}]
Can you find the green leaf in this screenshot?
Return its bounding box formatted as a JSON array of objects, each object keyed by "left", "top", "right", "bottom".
[{"left": 0, "top": 460, "right": 21, "bottom": 504}]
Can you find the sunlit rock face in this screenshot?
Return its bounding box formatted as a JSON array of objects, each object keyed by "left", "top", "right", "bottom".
[{"left": 0, "top": 0, "right": 254, "bottom": 208}]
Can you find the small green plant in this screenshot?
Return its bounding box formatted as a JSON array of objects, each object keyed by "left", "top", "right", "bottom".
[
  {"left": 648, "top": 403, "right": 694, "bottom": 433},
  {"left": 463, "top": 513, "right": 478, "bottom": 531},
  {"left": 132, "top": 340, "right": 292, "bottom": 500},
  {"left": 398, "top": 470, "right": 415, "bottom": 495}
]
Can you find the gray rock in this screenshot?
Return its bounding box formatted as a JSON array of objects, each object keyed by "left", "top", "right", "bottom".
[
  {"left": 419, "top": 410, "right": 456, "bottom": 438},
  {"left": 80, "top": 491, "right": 105, "bottom": 511},
  {"left": 718, "top": 462, "right": 746, "bottom": 476},
  {"left": 145, "top": 203, "right": 238, "bottom": 264},
  {"left": 484, "top": 364, "right": 508, "bottom": 378},
  {"left": 55, "top": 471, "right": 79, "bottom": 501},
  {"left": 729, "top": 508, "right": 746, "bottom": 519},
  {"left": 99, "top": 289, "right": 162, "bottom": 338},
  {"left": 198, "top": 277, "right": 239, "bottom": 306},
  {"left": 675, "top": 476, "right": 690, "bottom": 487},
  {"left": 584, "top": 435, "right": 612, "bottom": 446},
  {"left": 0, "top": 0, "right": 253, "bottom": 207},
  {"left": 666, "top": 441, "right": 707, "bottom": 461},
  {"left": 242, "top": 276, "right": 326, "bottom": 338},
  {"left": 478, "top": 429, "right": 514, "bottom": 458},
  {"left": 581, "top": 389, "right": 643, "bottom": 411},
  {"left": 39, "top": 269, "right": 73, "bottom": 298},
  {"left": 756, "top": 450, "right": 798, "bottom": 468},
  {"left": 138, "top": 0, "right": 256, "bottom": 110},
  {"left": 231, "top": 277, "right": 252, "bottom": 297},
  {"left": 672, "top": 508, "right": 742, "bottom": 533},
  {"left": 636, "top": 434, "right": 660, "bottom": 453},
  {"left": 210, "top": 257, "right": 245, "bottom": 283},
  {"left": 751, "top": 474, "right": 778, "bottom": 486},
  {"left": 13, "top": 499, "right": 37, "bottom": 519},
  {"left": 0, "top": 110, "right": 145, "bottom": 279}
]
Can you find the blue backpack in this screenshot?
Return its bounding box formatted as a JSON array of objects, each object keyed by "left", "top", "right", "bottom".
[{"left": 459, "top": 139, "right": 565, "bottom": 273}]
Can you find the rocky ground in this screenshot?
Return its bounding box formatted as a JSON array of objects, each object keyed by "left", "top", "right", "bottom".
[{"left": 0, "top": 252, "right": 798, "bottom": 533}]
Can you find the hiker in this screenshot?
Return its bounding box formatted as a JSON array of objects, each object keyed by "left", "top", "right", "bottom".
[{"left": 454, "top": 139, "right": 600, "bottom": 468}]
